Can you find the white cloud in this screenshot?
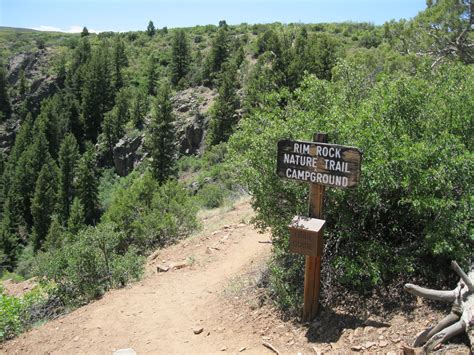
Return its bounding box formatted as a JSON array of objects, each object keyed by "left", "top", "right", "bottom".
[{"left": 33, "top": 25, "right": 101, "bottom": 33}]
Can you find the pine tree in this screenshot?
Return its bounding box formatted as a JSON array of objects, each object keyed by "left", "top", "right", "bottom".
[
  {"left": 57, "top": 133, "right": 79, "bottom": 225},
  {"left": 31, "top": 161, "right": 59, "bottom": 251},
  {"left": 67, "top": 197, "right": 86, "bottom": 235},
  {"left": 131, "top": 88, "right": 148, "bottom": 129},
  {"left": 0, "top": 61, "right": 12, "bottom": 121},
  {"left": 147, "top": 21, "right": 156, "bottom": 37},
  {"left": 207, "top": 62, "right": 240, "bottom": 145},
  {"left": 81, "top": 47, "right": 113, "bottom": 143},
  {"left": 34, "top": 97, "right": 61, "bottom": 158},
  {"left": 204, "top": 27, "right": 230, "bottom": 84},
  {"left": 68, "top": 38, "right": 91, "bottom": 99},
  {"left": 19, "top": 69, "right": 27, "bottom": 96},
  {"left": 171, "top": 29, "right": 191, "bottom": 87},
  {"left": 112, "top": 36, "right": 128, "bottom": 90},
  {"left": 145, "top": 55, "right": 157, "bottom": 96},
  {"left": 102, "top": 89, "right": 129, "bottom": 165},
  {"left": 146, "top": 83, "right": 176, "bottom": 182},
  {"left": 0, "top": 198, "right": 21, "bottom": 269},
  {"left": 81, "top": 26, "right": 90, "bottom": 37},
  {"left": 43, "top": 214, "right": 64, "bottom": 251},
  {"left": 9, "top": 130, "right": 52, "bottom": 230},
  {"left": 8, "top": 113, "right": 33, "bottom": 167},
  {"left": 76, "top": 143, "right": 99, "bottom": 225}
]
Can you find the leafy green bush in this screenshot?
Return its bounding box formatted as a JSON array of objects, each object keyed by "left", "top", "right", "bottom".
[
  {"left": 229, "top": 62, "right": 473, "bottom": 312},
  {"left": 103, "top": 171, "right": 199, "bottom": 251},
  {"left": 0, "top": 287, "right": 22, "bottom": 341},
  {"left": 35, "top": 223, "right": 144, "bottom": 305},
  {"left": 196, "top": 183, "right": 229, "bottom": 209},
  {"left": 0, "top": 285, "right": 50, "bottom": 342}
]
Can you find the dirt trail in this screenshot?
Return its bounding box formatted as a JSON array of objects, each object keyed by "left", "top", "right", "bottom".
[{"left": 1, "top": 199, "right": 274, "bottom": 355}]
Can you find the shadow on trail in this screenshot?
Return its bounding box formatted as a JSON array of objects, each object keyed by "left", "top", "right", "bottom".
[{"left": 302, "top": 307, "right": 390, "bottom": 344}]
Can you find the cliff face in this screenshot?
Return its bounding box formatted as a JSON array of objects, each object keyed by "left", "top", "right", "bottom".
[
  {"left": 7, "top": 48, "right": 60, "bottom": 117},
  {"left": 0, "top": 49, "right": 60, "bottom": 154},
  {"left": 172, "top": 86, "right": 216, "bottom": 155}
]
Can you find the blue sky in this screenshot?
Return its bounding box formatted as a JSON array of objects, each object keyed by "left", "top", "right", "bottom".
[{"left": 1, "top": 0, "right": 427, "bottom": 33}]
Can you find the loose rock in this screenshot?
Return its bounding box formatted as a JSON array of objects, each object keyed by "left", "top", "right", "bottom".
[{"left": 193, "top": 326, "right": 204, "bottom": 335}]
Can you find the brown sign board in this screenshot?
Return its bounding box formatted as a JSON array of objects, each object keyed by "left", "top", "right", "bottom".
[
  {"left": 289, "top": 216, "right": 325, "bottom": 257},
  {"left": 276, "top": 139, "right": 362, "bottom": 188}
]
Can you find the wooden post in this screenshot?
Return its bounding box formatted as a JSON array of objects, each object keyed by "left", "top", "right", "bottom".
[{"left": 302, "top": 132, "right": 327, "bottom": 321}]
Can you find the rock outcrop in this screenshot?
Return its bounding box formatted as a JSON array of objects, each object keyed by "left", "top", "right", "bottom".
[
  {"left": 113, "top": 134, "right": 146, "bottom": 176},
  {"left": 172, "top": 86, "right": 216, "bottom": 155},
  {"left": 8, "top": 49, "right": 60, "bottom": 118}
]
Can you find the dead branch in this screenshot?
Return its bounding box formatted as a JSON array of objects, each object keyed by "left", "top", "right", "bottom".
[
  {"left": 452, "top": 260, "right": 474, "bottom": 291},
  {"left": 404, "top": 284, "right": 457, "bottom": 302},
  {"left": 404, "top": 260, "right": 474, "bottom": 352}
]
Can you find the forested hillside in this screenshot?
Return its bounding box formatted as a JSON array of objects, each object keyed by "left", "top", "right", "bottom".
[{"left": 0, "top": 0, "right": 472, "bottom": 341}]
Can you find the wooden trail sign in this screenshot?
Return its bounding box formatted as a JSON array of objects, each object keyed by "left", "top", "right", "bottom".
[
  {"left": 277, "top": 133, "right": 362, "bottom": 322},
  {"left": 276, "top": 140, "right": 362, "bottom": 188}
]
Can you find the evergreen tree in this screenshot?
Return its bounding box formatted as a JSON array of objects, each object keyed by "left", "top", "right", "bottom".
[
  {"left": 171, "top": 29, "right": 191, "bottom": 87},
  {"left": 19, "top": 69, "right": 27, "bottom": 96},
  {"left": 0, "top": 61, "right": 12, "bottom": 121},
  {"left": 207, "top": 62, "right": 240, "bottom": 145},
  {"left": 81, "top": 47, "right": 113, "bottom": 143},
  {"left": 308, "top": 34, "right": 339, "bottom": 81},
  {"left": 81, "top": 26, "right": 90, "bottom": 37},
  {"left": 9, "top": 130, "right": 52, "bottom": 230},
  {"left": 0, "top": 198, "right": 21, "bottom": 269},
  {"left": 57, "top": 133, "right": 79, "bottom": 224},
  {"left": 112, "top": 36, "right": 128, "bottom": 90},
  {"left": 204, "top": 27, "right": 230, "bottom": 84},
  {"left": 76, "top": 143, "right": 99, "bottom": 225},
  {"left": 31, "top": 161, "right": 59, "bottom": 251},
  {"left": 131, "top": 88, "right": 148, "bottom": 129},
  {"left": 67, "top": 197, "right": 86, "bottom": 235},
  {"left": 146, "top": 83, "right": 176, "bottom": 182},
  {"left": 145, "top": 55, "right": 157, "bottom": 96},
  {"left": 8, "top": 113, "right": 33, "bottom": 167},
  {"left": 69, "top": 37, "right": 91, "bottom": 100},
  {"left": 102, "top": 90, "right": 128, "bottom": 165},
  {"left": 147, "top": 21, "right": 156, "bottom": 37},
  {"left": 43, "top": 214, "right": 64, "bottom": 250},
  {"left": 59, "top": 92, "right": 83, "bottom": 146},
  {"left": 71, "top": 37, "right": 91, "bottom": 73},
  {"left": 56, "top": 55, "right": 67, "bottom": 87},
  {"left": 34, "top": 97, "right": 61, "bottom": 158},
  {"left": 413, "top": 0, "right": 473, "bottom": 64},
  {"left": 0, "top": 153, "right": 5, "bottom": 218}
]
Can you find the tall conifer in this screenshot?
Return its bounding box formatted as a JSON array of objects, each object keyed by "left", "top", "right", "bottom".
[
  {"left": 31, "top": 161, "right": 59, "bottom": 251},
  {"left": 146, "top": 83, "right": 176, "bottom": 182},
  {"left": 57, "top": 133, "right": 79, "bottom": 224},
  {"left": 76, "top": 143, "right": 99, "bottom": 225}
]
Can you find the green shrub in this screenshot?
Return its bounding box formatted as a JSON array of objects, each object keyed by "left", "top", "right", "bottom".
[
  {"left": 177, "top": 155, "right": 202, "bottom": 173},
  {"left": 229, "top": 62, "right": 473, "bottom": 311},
  {"left": 196, "top": 183, "right": 228, "bottom": 209},
  {"left": 35, "top": 223, "right": 144, "bottom": 305},
  {"left": 0, "top": 288, "right": 22, "bottom": 341},
  {"left": 103, "top": 171, "right": 199, "bottom": 251},
  {"left": 0, "top": 285, "right": 50, "bottom": 342}
]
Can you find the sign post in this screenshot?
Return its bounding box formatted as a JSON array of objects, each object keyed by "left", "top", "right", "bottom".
[{"left": 276, "top": 133, "right": 362, "bottom": 321}]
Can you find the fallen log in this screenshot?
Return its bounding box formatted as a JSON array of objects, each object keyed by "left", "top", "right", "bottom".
[{"left": 404, "top": 261, "right": 474, "bottom": 352}]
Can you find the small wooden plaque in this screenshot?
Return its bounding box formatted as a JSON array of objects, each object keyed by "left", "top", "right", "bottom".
[{"left": 288, "top": 216, "right": 325, "bottom": 257}]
